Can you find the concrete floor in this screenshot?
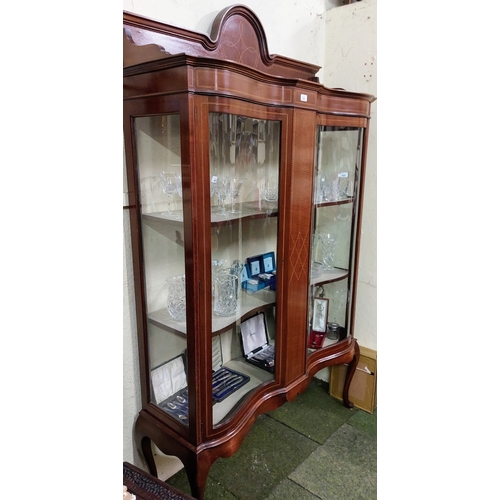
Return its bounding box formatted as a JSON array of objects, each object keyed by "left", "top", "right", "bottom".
[{"left": 158, "top": 379, "right": 376, "bottom": 499}]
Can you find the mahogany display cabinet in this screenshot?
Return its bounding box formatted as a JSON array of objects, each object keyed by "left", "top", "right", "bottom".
[{"left": 123, "top": 5, "right": 375, "bottom": 499}]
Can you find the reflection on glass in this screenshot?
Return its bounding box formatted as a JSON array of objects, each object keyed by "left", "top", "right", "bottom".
[
  {"left": 134, "top": 114, "right": 188, "bottom": 426},
  {"left": 314, "top": 128, "right": 360, "bottom": 204},
  {"left": 308, "top": 126, "right": 364, "bottom": 350},
  {"left": 209, "top": 112, "right": 281, "bottom": 426}
]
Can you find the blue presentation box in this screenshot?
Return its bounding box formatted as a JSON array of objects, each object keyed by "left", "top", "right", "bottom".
[{"left": 242, "top": 253, "right": 276, "bottom": 292}]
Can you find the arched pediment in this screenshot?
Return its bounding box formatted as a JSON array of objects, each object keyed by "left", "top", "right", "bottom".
[{"left": 123, "top": 5, "right": 320, "bottom": 81}]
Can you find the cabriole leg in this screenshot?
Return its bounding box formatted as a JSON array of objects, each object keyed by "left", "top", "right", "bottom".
[
  {"left": 140, "top": 435, "right": 158, "bottom": 477},
  {"left": 343, "top": 340, "right": 360, "bottom": 408},
  {"left": 184, "top": 451, "right": 212, "bottom": 500}
]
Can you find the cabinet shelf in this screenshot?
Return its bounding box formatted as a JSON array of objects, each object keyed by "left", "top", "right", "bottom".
[
  {"left": 143, "top": 201, "right": 278, "bottom": 229},
  {"left": 314, "top": 196, "right": 354, "bottom": 208},
  {"left": 212, "top": 357, "right": 274, "bottom": 426},
  {"left": 307, "top": 339, "right": 338, "bottom": 354},
  {"left": 307, "top": 326, "right": 348, "bottom": 352},
  {"left": 310, "top": 267, "right": 348, "bottom": 287},
  {"left": 148, "top": 288, "right": 276, "bottom": 337}
]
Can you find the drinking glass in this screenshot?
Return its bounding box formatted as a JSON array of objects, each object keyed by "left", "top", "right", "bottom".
[
  {"left": 261, "top": 179, "right": 279, "bottom": 203},
  {"left": 213, "top": 271, "right": 239, "bottom": 317},
  {"left": 160, "top": 171, "right": 179, "bottom": 216},
  {"left": 317, "top": 174, "right": 333, "bottom": 202},
  {"left": 166, "top": 275, "right": 186, "bottom": 321},
  {"left": 210, "top": 176, "right": 217, "bottom": 211},
  {"left": 320, "top": 234, "right": 336, "bottom": 271},
  {"left": 336, "top": 173, "right": 352, "bottom": 200},
  {"left": 215, "top": 176, "right": 231, "bottom": 215},
  {"left": 175, "top": 173, "right": 183, "bottom": 198},
  {"left": 230, "top": 177, "right": 244, "bottom": 213}
]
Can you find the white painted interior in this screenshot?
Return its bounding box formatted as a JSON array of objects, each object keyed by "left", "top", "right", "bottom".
[{"left": 123, "top": 0, "right": 376, "bottom": 469}]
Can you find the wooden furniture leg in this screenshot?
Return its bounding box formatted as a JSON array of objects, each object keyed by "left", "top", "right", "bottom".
[
  {"left": 184, "top": 451, "right": 213, "bottom": 500},
  {"left": 139, "top": 435, "right": 158, "bottom": 477},
  {"left": 135, "top": 410, "right": 216, "bottom": 499},
  {"left": 343, "top": 340, "right": 360, "bottom": 408}
]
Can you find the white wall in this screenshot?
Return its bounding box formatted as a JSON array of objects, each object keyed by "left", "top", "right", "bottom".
[
  {"left": 123, "top": 209, "right": 143, "bottom": 466},
  {"left": 313, "top": 0, "right": 377, "bottom": 384},
  {"left": 123, "top": 0, "right": 376, "bottom": 464},
  {"left": 324, "top": 0, "right": 377, "bottom": 352}
]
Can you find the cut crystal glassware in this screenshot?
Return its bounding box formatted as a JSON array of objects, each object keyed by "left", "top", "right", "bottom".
[
  {"left": 320, "top": 233, "right": 336, "bottom": 271},
  {"left": 215, "top": 176, "right": 231, "bottom": 215},
  {"left": 261, "top": 180, "right": 279, "bottom": 202},
  {"left": 166, "top": 275, "right": 186, "bottom": 321},
  {"left": 160, "top": 171, "right": 180, "bottom": 216},
  {"left": 230, "top": 177, "right": 244, "bottom": 213},
  {"left": 213, "top": 271, "right": 239, "bottom": 317}
]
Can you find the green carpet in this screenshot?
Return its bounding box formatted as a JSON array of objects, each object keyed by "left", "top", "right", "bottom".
[
  {"left": 267, "top": 379, "right": 355, "bottom": 444},
  {"left": 209, "top": 414, "right": 318, "bottom": 500},
  {"left": 289, "top": 424, "right": 376, "bottom": 500},
  {"left": 167, "top": 379, "right": 377, "bottom": 500}
]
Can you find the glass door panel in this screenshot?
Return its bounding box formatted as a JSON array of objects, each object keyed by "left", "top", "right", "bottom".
[
  {"left": 133, "top": 114, "right": 189, "bottom": 426},
  {"left": 209, "top": 112, "right": 280, "bottom": 426},
  {"left": 308, "top": 126, "right": 364, "bottom": 351}
]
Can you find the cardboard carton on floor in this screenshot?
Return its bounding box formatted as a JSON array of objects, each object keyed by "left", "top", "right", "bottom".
[{"left": 329, "top": 346, "right": 377, "bottom": 414}]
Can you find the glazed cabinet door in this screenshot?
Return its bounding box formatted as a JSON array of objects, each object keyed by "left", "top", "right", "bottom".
[
  {"left": 130, "top": 110, "right": 193, "bottom": 428},
  {"left": 201, "top": 100, "right": 289, "bottom": 434},
  {"left": 307, "top": 122, "right": 366, "bottom": 352},
  {"left": 125, "top": 94, "right": 291, "bottom": 439},
  {"left": 123, "top": 92, "right": 209, "bottom": 442}
]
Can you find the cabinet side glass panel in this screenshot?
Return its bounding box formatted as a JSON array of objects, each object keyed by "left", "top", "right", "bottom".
[
  {"left": 134, "top": 115, "right": 189, "bottom": 427},
  {"left": 308, "top": 126, "right": 364, "bottom": 351},
  {"left": 208, "top": 113, "right": 280, "bottom": 427}
]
